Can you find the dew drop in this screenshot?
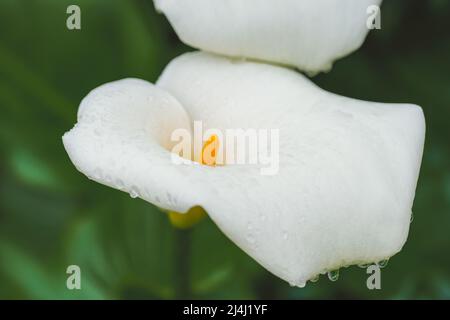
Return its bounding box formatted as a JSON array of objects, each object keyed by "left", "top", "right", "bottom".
[
  {"left": 377, "top": 259, "right": 389, "bottom": 268},
  {"left": 358, "top": 263, "right": 370, "bottom": 269},
  {"left": 327, "top": 269, "right": 339, "bottom": 282},
  {"left": 129, "top": 187, "right": 139, "bottom": 199},
  {"left": 310, "top": 275, "right": 319, "bottom": 283}
]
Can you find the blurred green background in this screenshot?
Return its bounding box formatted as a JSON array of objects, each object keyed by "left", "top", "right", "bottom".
[{"left": 0, "top": 0, "right": 449, "bottom": 299}]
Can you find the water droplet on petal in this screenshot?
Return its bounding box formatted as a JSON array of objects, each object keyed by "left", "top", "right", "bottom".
[
  {"left": 358, "top": 263, "right": 370, "bottom": 269},
  {"left": 377, "top": 259, "right": 389, "bottom": 268},
  {"left": 129, "top": 187, "right": 139, "bottom": 199},
  {"left": 310, "top": 275, "right": 319, "bottom": 283},
  {"left": 327, "top": 269, "right": 339, "bottom": 282}
]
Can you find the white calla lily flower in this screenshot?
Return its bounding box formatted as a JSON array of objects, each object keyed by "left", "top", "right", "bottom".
[
  {"left": 154, "top": 0, "right": 383, "bottom": 73},
  {"left": 63, "top": 52, "right": 425, "bottom": 287}
]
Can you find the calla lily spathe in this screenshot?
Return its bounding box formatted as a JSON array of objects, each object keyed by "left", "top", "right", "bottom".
[
  {"left": 154, "top": 0, "right": 383, "bottom": 73},
  {"left": 63, "top": 52, "right": 425, "bottom": 286}
]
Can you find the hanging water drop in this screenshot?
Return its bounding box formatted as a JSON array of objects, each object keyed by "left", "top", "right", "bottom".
[
  {"left": 310, "top": 275, "right": 319, "bottom": 283},
  {"left": 129, "top": 187, "right": 139, "bottom": 199},
  {"left": 377, "top": 259, "right": 389, "bottom": 268},
  {"left": 129, "top": 191, "right": 138, "bottom": 199},
  {"left": 358, "top": 263, "right": 370, "bottom": 269},
  {"left": 327, "top": 269, "right": 339, "bottom": 282}
]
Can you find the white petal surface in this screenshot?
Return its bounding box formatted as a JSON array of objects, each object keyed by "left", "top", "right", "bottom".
[
  {"left": 63, "top": 52, "right": 425, "bottom": 286},
  {"left": 154, "top": 0, "right": 383, "bottom": 73},
  {"left": 63, "top": 79, "right": 205, "bottom": 212}
]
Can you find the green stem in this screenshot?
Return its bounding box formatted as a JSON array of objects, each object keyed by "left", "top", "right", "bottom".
[{"left": 174, "top": 228, "right": 191, "bottom": 299}]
